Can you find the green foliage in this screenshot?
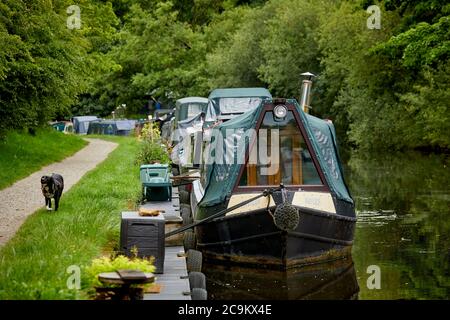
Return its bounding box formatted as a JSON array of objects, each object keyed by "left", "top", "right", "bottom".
[
  {"left": 84, "top": 254, "right": 155, "bottom": 288},
  {"left": 136, "top": 142, "right": 171, "bottom": 165},
  {"left": 316, "top": 2, "right": 402, "bottom": 149},
  {"left": 140, "top": 122, "right": 163, "bottom": 143},
  {"left": 0, "top": 128, "right": 87, "bottom": 190},
  {"left": 1, "top": 0, "right": 448, "bottom": 150},
  {"left": 374, "top": 16, "right": 450, "bottom": 68},
  {"left": 313, "top": 1, "right": 449, "bottom": 150},
  {"left": 399, "top": 62, "right": 450, "bottom": 148},
  {"left": 172, "top": 0, "right": 227, "bottom": 26},
  {"left": 135, "top": 123, "right": 171, "bottom": 165},
  {"left": 259, "top": 0, "right": 323, "bottom": 97},
  {"left": 205, "top": 5, "right": 269, "bottom": 89},
  {"left": 82, "top": 1, "right": 210, "bottom": 116},
  {"left": 0, "top": 0, "right": 118, "bottom": 137}
]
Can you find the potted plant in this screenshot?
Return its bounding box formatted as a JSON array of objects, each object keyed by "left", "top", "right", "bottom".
[
  {"left": 85, "top": 251, "right": 155, "bottom": 300},
  {"left": 136, "top": 122, "right": 171, "bottom": 165}
]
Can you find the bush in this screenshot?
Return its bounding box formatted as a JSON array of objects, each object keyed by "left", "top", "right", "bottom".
[
  {"left": 84, "top": 254, "right": 155, "bottom": 289},
  {"left": 135, "top": 122, "right": 171, "bottom": 165},
  {"left": 136, "top": 141, "right": 171, "bottom": 165}
]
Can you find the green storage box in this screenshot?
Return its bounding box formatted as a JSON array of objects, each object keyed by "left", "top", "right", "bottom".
[{"left": 140, "top": 164, "right": 172, "bottom": 201}]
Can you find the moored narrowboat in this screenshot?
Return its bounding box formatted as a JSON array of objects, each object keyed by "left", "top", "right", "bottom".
[
  {"left": 186, "top": 83, "right": 355, "bottom": 270},
  {"left": 170, "top": 97, "right": 208, "bottom": 175}
]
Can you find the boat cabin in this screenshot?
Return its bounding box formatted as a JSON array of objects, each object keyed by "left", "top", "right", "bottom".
[
  {"left": 174, "top": 97, "right": 208, "bottom": 125},
  {"left": 189, "top": 98, "right": 355, "bottom": 269},
  {"left": 87, "top": 120, "right": 136, "bottom": 136},
  {"left": 72, "top": 116, "right": 99, "bottom": 134},
  {"left": 170, "top": 97, "right": 208, "bottom": 173},
  {"left": 205, "top": 87, "right": 272, "bottom": 126}
]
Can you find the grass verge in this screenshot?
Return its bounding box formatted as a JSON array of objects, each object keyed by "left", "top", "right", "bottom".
[
  {"left": 0, "top": 129, "right": 87, "bottom": 190},
  {"left": 0, "top": 136, "right": 141, "bottom": 299}
]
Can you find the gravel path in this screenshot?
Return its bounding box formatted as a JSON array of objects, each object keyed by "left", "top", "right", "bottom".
[{"left": 0, "top": 138, "right": 118, "bottom": 247}]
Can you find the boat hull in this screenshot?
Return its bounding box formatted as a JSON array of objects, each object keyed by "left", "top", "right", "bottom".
[{"left": 195, "top": 206, "right": 356, "bottom": 270}]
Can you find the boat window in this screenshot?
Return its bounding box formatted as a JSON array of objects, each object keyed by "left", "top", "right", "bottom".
[
  {"left": 106, "top": 124, "right": 114, "bottom": 135},
  {"left": 187, "top": 103, "right": 205, "bottom": 118},
  {"left": 239, "top": 111, "right": 322, "bottom": 187},
  {"left": 219, "top": 97, "right": 262, "bottom": 115}
]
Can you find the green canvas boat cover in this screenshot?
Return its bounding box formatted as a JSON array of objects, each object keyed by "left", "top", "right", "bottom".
[
  {"left": 206, "top": 88, "right": 272, "bottom": 122},
  {"left": 199, "top": 99, "right": 353, "bottom": 208},
  {"left": 208, "top": 88, "right": 272, "bottom": 99},
  {"left": 72, "top": 116, "right": 99, "bottom": 134},
  {"left": 87, "top": 120, "right": 136, "bottom": 135},
  {"left": 175, "top": 97, "right": 208, "bottom": 122}
]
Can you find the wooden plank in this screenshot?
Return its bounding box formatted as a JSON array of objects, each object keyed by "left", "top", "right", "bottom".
[
  {"left": 144, "top": 245, "right": 191, "bottom": 300},
  {"left": 98, "top": 272, "right": 154, "bottom": 285},
  {"left": 247, "top": 164, "right": 257, "bottom": 186},
  {"left": 140, "top": 187, "right": 191, "bottom": 300},
  {"left": 292, "top": 134, "right": 302, "bottom": 185}
]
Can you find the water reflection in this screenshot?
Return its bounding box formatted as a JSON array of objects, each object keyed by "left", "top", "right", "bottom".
[
  {"left": 204, "top": 257, "right": 359, "bottom": 300},
  {"left": 203, "top": 151, "right": 449, "bottom": 300},
  {"left": 346, "top": 151, "right": 450, "bottom": 299}
]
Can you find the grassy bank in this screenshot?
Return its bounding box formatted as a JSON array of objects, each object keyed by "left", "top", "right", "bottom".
[
  {"left": 0, "top": 129, "right": 87, "bottom": 190},
  {"left": 0, "top": 136, "right": 141, "bottom": 299}
]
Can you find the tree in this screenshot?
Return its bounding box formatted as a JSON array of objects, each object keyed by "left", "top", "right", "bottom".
[
  {"left": 0, "top": 0, "right": 118, "bottom": 136},
  {"left": 205, "top": 4, "right": 270, "bottom": 89}
]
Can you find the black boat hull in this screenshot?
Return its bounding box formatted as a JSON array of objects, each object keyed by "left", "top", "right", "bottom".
[{"left": 195, "top": 206, "right": 356, "bottom": 269}]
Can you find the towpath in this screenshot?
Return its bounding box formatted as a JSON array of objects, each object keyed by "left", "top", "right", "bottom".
[{"left": 0, "top": 138, "right": 117, "bottom": 246}]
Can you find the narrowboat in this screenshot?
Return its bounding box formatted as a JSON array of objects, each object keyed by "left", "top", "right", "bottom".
[
  {"left": 174, "top": 97, "right": 209, "bottom": 124},
  {"left": 72, "top": 115, "right": 99, "bottom": 134},
  {"left": 50, "top": 121, "right": 74, "bottom": 134},
  {"left": 187, "top": 78, "right": 356, "bottom": 270},
  {"left": 173, "top": 88, "right": 272, "bottom": 172},
  {"left": 87, "top": 119, "right": 136, "bottom": 136},
  {"left": 170, "top": 97, "right": 208, "bottom": 175},
  {"left": 172, "top": 90, "right": 271, "bottom": 202}
]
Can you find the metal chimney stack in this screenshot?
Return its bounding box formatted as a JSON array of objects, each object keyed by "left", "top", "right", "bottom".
[{"left": 300, "top": 72, "right": 316, "bottom": 113}]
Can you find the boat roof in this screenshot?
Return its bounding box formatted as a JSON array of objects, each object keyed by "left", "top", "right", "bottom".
[
  {"left": 208, "top": 88, "right": 272, "bottom": 99},
  {"left": 115, "top": 120, "right": 136, "bottom": 130},
  {"left": 176, "top": 97, "right": 208, "bottom": 106},
  {"left": 90, "top": 120, "right": 135, "bottom": 130},
  {"left": 72, "top": 116, "right": 98, "bottom": 122}
]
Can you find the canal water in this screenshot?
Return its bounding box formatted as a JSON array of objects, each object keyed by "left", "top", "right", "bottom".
[
  {"left": 348, "top": 151, "right": 449, "bottom": 299},
  {"left": 204, "top": 151, "right": 450, "bottom": 299}
]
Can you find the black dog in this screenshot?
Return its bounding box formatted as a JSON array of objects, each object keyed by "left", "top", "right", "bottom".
[{"left": 41, "top": 174, "right": 64, "bottom": 211}]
